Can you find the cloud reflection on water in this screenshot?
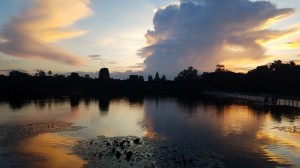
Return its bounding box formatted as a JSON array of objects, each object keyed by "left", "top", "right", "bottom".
[{"left": 0, "top": 96, "right": 300, "bottom": 167}]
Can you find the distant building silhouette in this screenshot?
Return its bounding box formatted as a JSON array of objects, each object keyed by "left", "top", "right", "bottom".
[
  {"left": 69, "top": 72, "right": 80, "bottom": 78},
  {"left": 154, "top": 72, "right": 160, "bottom": 81},
  {"left": 129, "top": 75, "right": 139, "bottom": 81},
  {"left": 139, "top": 76, "right": 144, "bottom": 82},
  {"left": 129, "top": 75, "right": 144, "bottom": 82},
  {"left": 99, "top": 68, "right": 110, "bottom": 80},
  {"left": 148, "top": 75, "right": 153, "bottom": 81}
]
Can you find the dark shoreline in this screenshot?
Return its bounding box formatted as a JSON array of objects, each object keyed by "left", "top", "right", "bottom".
[{"left": 2, "top": 87, "right": 300, "bottom": 107}]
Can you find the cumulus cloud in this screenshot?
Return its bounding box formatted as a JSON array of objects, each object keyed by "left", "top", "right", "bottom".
[
  {"left": 0, "top": 0, "right": 92, "bottom": 65},
  {"left": 139, "top": 0, "right": 296, "bottom": 75}
]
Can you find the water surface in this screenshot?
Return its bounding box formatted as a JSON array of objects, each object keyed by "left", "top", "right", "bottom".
[{"left": 0, "top": 96, "right": 300, "bottom": 168}]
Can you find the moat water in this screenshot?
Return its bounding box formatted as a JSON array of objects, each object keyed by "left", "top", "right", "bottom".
[{"left": 0, "top": 96, "right": 300, "bottom": 168}]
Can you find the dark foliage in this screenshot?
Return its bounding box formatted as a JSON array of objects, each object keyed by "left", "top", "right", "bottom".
[
  {"left": 174, "top": 66, "right": 199, "bottom": 81},
  {"left": 1, "top": 60, "right": 300, "bottom": 97},
  {"left": 202, "top": 60, "right": 300, "bottom": 95}
]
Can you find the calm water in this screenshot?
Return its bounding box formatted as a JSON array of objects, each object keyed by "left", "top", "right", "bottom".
[{"left": 0, "top": 96, "right": 300, "bottom": 168}]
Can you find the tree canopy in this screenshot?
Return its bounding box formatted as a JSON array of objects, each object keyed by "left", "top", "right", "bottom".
[{"left": 174, "top": 66, "right": 199, "bottom": 81}]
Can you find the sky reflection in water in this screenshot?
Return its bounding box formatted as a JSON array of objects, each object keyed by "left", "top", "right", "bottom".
[{"left": 0, "top": 96, "right": 299, "bottom": 168}]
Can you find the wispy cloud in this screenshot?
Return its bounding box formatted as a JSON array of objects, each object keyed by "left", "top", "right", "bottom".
[
  {"left": 128, "top": 63, "right": 145, "bottom": 69},
  {"left": 0, "top": 0, "right": 93, "bottom": 65},
  {"left": 286, "top": 41, "right": 300, "bottom": 49},
  {"left": 139, "top": 0, "right": 297, "bottom": 75},
  {"left": 88, "top": 55, "right": 101, "bottom": 61},
  {"left": 220, "top": 55, "right": 276, "bottom": 72}
]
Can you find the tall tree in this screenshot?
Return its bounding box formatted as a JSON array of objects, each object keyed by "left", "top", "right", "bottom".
[
  {"left": 270, "top": 60, "right": 283, "bottom": 71},
  {"left": 174, "top": 66, "right": 198, "bottom": 81},
  {"left": 48, "top": 71, "right": 52, "bottom": 76},
  {"left": 215, "top": 64, "right": 225, "bottom": 72},
  {"left": 35, "top": 70, "right": 46, "bottom": 77}
]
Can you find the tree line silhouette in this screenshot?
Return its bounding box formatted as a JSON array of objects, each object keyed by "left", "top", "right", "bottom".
[{"left": 1, "top": 60, "right": 300, "bottom": 97}]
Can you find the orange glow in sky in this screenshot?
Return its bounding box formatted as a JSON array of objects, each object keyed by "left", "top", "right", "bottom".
[{"left": 0, "top": 0, "right": 299, "bottom": 78}]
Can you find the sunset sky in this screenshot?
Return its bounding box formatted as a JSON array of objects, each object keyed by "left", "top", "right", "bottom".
[{"left": 0, "top": 0, "right": 299, "bottom": 79}]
